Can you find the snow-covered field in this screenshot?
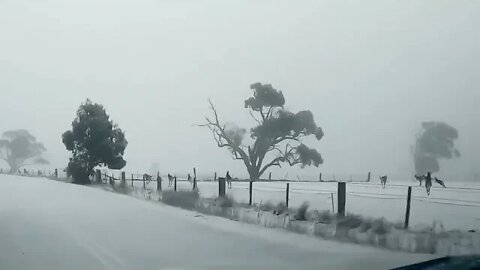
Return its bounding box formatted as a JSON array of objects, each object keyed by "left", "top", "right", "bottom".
[
  {"left": 134, "top": 178, "right": 480, "bottom": 231},
  {"left": 0, "top": 175, "right": 433, "bottom": 270}
]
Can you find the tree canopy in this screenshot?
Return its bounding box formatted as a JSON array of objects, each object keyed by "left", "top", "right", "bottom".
[
  {"left": 414, "top": 121, "right": 460, "bottom": 175},
  {"left": 62, "top": 99, "right": 128, "bottom": 184},
  {"left": 0, "top": 129, "right": 49, "bottom": 173},
  {"left": 201, "top": 82, "right": 323, "bottom": 180}
]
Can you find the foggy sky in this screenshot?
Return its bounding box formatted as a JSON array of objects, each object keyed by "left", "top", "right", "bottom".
[{"left": 1, "top": 0, "right": 479, "bottom": 180}]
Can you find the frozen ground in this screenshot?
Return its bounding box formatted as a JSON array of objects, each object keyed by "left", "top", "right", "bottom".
[
  {"left": 0, "top": 175, "right": 433, "bottom": 270},
  {"left": 134, "top": 178, "right": 480, "bottom": 231}
]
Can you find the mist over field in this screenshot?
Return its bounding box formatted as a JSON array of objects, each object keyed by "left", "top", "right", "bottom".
[{"left": 1, "top": 0, "right": 479, "bottom": 181}]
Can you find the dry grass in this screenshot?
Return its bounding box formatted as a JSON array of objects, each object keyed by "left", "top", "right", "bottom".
[
  {"left": 294, "top": 202, "right": 310, "bottom": 221},
  {"left": 161, "top": 190, "right": 199, "bottom": 210}
]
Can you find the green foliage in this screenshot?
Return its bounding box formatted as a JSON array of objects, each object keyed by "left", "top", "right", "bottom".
[
  {"left": 62, "top": 99, "right": 128, "bottom": 184},
  {"left": 296, "top": 144, "right": 323, "bottom": 167},
  {"left": 414, "top": 121, "right": 460, "bottom": 174},
  {"left": 244, "top": 83, "right": 285, "bottom": 110},
  {"left": 0, "top": 129, "right": 48, "bottom": 173}
]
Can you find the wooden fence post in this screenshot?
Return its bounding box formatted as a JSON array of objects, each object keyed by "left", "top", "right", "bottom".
[
  {"left": 404, "top": 186, "right": 412, "bottom": 229},
  {"left": 193, "top": 168, "right": 197, "bottom": 190},
  {"left": 131, "top": 174, "right": 134, "bottom": 187},
  {"left": 367, "top": 172, "right": 371, "bottom": 182},
  {"left": 143, "top": 174, "right": 146, "bottom": 189},
  {"left": 109, "top": 176, "right": 114, "bottom": 186},
  {"left": 337, "top": 182, "right": 346, "bottom": 217},
  {"left": 121, "top": 171, "right": 126, "bottom": 186},
  {"left": 269, "top": 172, "right": 272, "bottom": 181},
  {"left": 331, "top": 192, "right": 335, "bottom": 213},
  {"left": 319, "top": 172, "right": 322, "bottom": 182},
  {"left": 174, "top": 176, "right": 177, "bottom": 192},
  {"left": 95, "top": 169, "right": 101, "bottom": 183},
  {"left": 249, "top": 181, "right": 253, "bottom": 205},
  {"left": 218, "top": 178, "right": 226, "bottom": 197},
  {"left": 157, "top": 171, "right": 162, "bottom": 191},
  {"left": 286, "top": 183, "right": 290, "bottom": 208},
  {"left": 54, "top": 168, "right": 58, "bottom": 179},
  {"left": 214, "top": 172, "right": 217, "bottom": 181}
]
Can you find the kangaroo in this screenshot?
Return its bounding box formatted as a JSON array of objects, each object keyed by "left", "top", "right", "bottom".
[
  {"left": 425, "top": 172, "right": 433, "bottom": 195},
  {"left": 379, "top": 175, "right": 387, "bottom": 189},
  {"left": 226, "top": 171, "right": 232, "bottom": 189},
  {"left": 434, "top": 177, "right": 447, "bottom": 188},
  {"left": 168, "top": 174, "right": 174, "bottom": 187},
  {"left": 414, "top": 174, "right": 424, "bottom": 186}
]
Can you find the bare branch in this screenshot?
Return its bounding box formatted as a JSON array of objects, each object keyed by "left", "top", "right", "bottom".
[
  {"left": 200, "top": 100, "right": 253, "bottom": 169},
  {"left": 249, "top": 109, "right": 262, "bottom": 125},
  {"left": 259, "top": 156, "right": 284, "bottom": 176},
  {"left": 266, "top": 106, "right": 274, "bottom": 119}
]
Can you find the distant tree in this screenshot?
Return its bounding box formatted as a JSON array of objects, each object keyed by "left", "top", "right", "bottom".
[
  {"left": 200, "top": 83, "right": 324, "bottom": 180},
  {"left": 0, "top": 130, "right": 49, "bottom": 173},
  {"left": 62, "top": 99, "right": 128, "bottom": 184},
  {"left": 413, "top": 121, "right": 460, "bottom": 175}
]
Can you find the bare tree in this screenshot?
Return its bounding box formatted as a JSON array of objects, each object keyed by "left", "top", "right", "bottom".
[
  {"left": 0, "top": 130, "right": 49, "bottom": 173},
  {"left": 200, "top": 83, "right": 324, "bottom": 180}
]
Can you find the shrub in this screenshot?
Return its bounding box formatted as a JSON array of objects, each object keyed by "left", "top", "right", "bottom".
[
  {"left": 371, "top": 218, "right": 389, "bottom": 235},
  {"left": 161, "top": 190, "right": 199, "bottom": 210},
  {"left": 217, "top": 196, "right": 235, "bottom": 208},
  {"left": 359, "top": 219, "right": 373, "bottom": 233},
  {"left": 273, "top": 202, "right": 288, "bottom": 215},
  {"left": 315, "top": 210, "right": 333, "bottom": 224},
  {"left": 259, "top": 201, "right": 275, "bottom": 212},
  {"left": 337, "top": 214, "right": 363, "bottom": 229},
  {"left": 294, "top": 202, "right": 309, "bottom": 221}
]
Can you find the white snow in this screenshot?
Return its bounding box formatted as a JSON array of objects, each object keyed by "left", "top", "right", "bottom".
[
  {"left": 143, "top": 179, "right": 480, "bottom": 231},
  {"left": 0, "top": 175, "right": 434, "bottom": 270}
]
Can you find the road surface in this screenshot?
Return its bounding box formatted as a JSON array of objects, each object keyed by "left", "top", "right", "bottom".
[{"left": 0, "top": 175, "right": 433, "bottom": 270}]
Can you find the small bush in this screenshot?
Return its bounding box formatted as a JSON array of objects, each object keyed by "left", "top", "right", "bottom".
[
  {"left": 217, "top": 196, "right": 235, "bottom": 208},
  {"left": 161, "top": 190, "right": 199, "bottom": 210},
  {"left": 337, "top": 214, "right": 363, "bottom": 229},
  {"left": 294, "top": 202, "right": 310, "bottom": 221},
  {"left": 259, "top": 201, "right": 275, "bottom": 212},
  {"left": 371, "top": 218, "right": 389, "bottom": 235},
  {"left": 315, "top": 210, "right": 333, "bottom": 224},
  {"left": 273, "top": 202, "right": 288, "bottom": 215},
  {"left": 359, "top": 219, "right": 373, "bottom": 233}
]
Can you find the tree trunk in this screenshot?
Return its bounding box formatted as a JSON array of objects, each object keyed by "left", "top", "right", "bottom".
[
  {"left": 248, "top": 167, "right": 260, "bottom": 181},
  {"left": 7, "top": 159, "right": 19, "bottom": 174}
]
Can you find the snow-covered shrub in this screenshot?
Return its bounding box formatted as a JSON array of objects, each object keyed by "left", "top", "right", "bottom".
[
  {"left": 161, "top": 190, "right": 199, "bottom": 209},
  {"left": 217, "top": 196, "right": 235, "bottom": 208},
  {"left": 371, "top": 218, "right": 389, "bottom": 235},
  {"left": 337, "top": 214, "right": 363, "bottom": 230},
  {"left": 273, "top": 202, "right": 288, "bottom": 215},
  {"left": 315, "top": 210, "right": 333, "bottom": 224},
  {"left": 294, "top": 202, "right": 310, "bottom": 221}
]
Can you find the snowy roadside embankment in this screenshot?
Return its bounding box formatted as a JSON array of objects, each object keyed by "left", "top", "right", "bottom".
[{"left": 109, "top": 183, "right": 480, "bottom": 256}]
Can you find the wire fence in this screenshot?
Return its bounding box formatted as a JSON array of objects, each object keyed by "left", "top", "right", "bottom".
[{"left": 2, "top": 167, "right": 480, "bottom": 231}]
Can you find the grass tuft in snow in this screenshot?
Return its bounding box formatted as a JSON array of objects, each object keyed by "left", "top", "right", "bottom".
[
  {"left": 294, "top": 202, "right": 310, "bottom": 221},
  {"left": 161, "top": 190, "right": 199, "bottom": 210},
  {"left": 216, "top": 196, "right": 235, "bottom": 208}
]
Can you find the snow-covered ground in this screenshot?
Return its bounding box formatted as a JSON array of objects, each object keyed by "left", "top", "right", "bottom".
[
  {"left": 0, "top": 175, "right": 433, "bottom": 270},
  {"left": 135, "top": 179, "right": 480, "bottom": 231}
]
